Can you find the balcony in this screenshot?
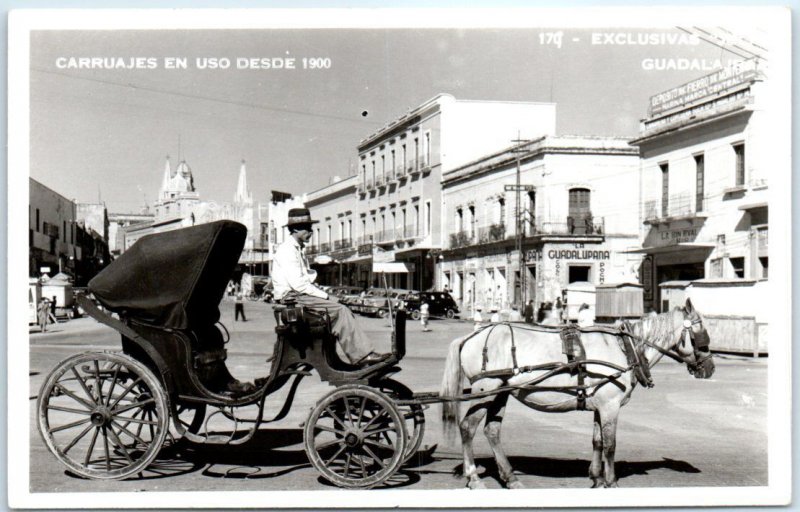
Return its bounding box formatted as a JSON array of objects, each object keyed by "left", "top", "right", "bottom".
[
  {"left": 376, "top": 175, "right": 387, "bottom": 189},
  {"left": 334, "top": 239, "right": 353, "bottom": 250},
  {"left": 644, "top": 193, "right": 709, "bottom": 225},
  {"left": 534, "top": 215, "right": 605, "bottom": 236},
  {"left": 400, "top": 224, "right": 420, "bottom": 240},
  {"left": 306, "top": 245, "right": 319, "bottom": 256},
  {"left": 407, "top": 158, "right": 420, "bottom": 175},
  {"left": 478, "top": 223, "right": 507, "bottom": 244},
  {"left": 449, "top": 230, "right": 475, "bottom": 249},
  {"left": 374, "top": 229, "right": 396, "bottom": 244},
  {"left": 395, "top": 165, "right": 407, "bottom": 179},
  {"left": 357, "top": 236, "right": 373, "bottom": 256},
  {"left": 319, "top": 242, "right": 331, "bottom": 253}
]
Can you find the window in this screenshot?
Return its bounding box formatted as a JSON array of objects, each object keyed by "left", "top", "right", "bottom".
[
  {"left": 568, "top": 265, "right": 591, "bottom": 283},
  {"left": 348, "top": 220, "right": 352, "bottom": 243},
  {"left": 759, "top": 257, "right": 768, "bottom": 279},
  {"left": 402, "top": 208, "right": 407, "bottom": 237},
  {"left": 63, "top": 221, "right": 66, "bottom": 240},
  {"left": 468, "top": 205, "right": 475, "bottom": 237},
  {"left": 426, "top": 201, "right": 432, "bottom": 236},
  {"left": 729, "top": 257, "right": 745, "bottom": 278},
  {"left": 362, "top": 219, "right": 367, "bottom": 239},
  {"left": 362, "top": 164, "right": 366, "bottom": 184},
  {"left": 371, "top": 160, "right": 376, "bottom": 182},
  {"left": 695, "top": 154, "right": 705, "bottom": 211},
  {"left": 340, "top": 221, "right": 344, "bottom": 243},
  {"left": 36, "top": 208, "right": 40, "bottom": 232},
  {"left": 425, "top": 131, "right": 431, "bottom": 165},
  {"left": 391, "top": 150, "right": 396, "bottom": 176},
  {"left": 402, "top": 144, "right": 407, "bottom": 167},
  {"left": 710, "top": 258, "right": 723, "bottom": 278},
  {"left": 498, "top": 198, "right": 506, "bottom": 225},
  {"left": 414, "top": 138, "right": 420, "bottom": 163},
  {"left": 660, "top": 163, "right": 669, "bottom": 217},
  {"left": 414, "top": 204, "right": 420, "bottom": 235},
  {"left": 381, "top": 155, "right": 385, "bottom": 176},
  {"left": 568, "top": 188, "right": 592, "bottom": 234},
  {"left": 733, "top": 143, "right": 745, "bottom": 186},
  {"left": 456, "top": 208, "right": 463, "bottom": 232}
]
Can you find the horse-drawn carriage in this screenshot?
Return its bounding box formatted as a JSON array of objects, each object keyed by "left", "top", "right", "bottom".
[
  {"left": 37, "top": 221, "right": 423, "bottom": 488},
  {"left": 37, "top": 220, "right": 715, "bottom": 490}
]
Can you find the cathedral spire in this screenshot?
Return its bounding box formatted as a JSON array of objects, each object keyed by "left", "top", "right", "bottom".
[
  {"left": 160, "top": 156, "right": 171, "bottom": 199},
  {"left": 235, "top": 159, "right": 253, "bottom": 204}
]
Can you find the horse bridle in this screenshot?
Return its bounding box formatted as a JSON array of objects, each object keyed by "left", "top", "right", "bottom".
[{"left": 639, "top": 315, "right": 712, "bottom": 375}]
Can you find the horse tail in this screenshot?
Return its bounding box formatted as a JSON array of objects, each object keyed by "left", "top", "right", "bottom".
[{"left": 440, "top": 335, "right": 465, "bottom": 441}]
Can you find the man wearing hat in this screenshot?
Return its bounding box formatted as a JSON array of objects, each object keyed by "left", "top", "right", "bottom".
[{"left": 272, "top": 207, "right": 389, "bottom": 365}]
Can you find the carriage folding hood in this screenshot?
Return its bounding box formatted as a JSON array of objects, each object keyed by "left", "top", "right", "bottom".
[{"left": 88, "top": 221, "right": 247, "bottom": 329}]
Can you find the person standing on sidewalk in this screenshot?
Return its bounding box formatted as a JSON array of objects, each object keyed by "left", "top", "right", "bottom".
[
  {"left": 38, "top": 298, "right": 50, "bottom": 332},
  {"left": 234, "top": 286, "right": 246, "bottom": 321}
]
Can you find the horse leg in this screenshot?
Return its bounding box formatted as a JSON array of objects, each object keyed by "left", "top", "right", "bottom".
[
  {"left": 598, "top": 403, "right": 621, "bottom": 487},
  {"left": 589, "top": 410, "right": 604, "bottom": 488},
  {"left": 483, "top": 392, "right": 523, "bottom": 489},
  {"left": 460, "top": 397, "right": 491, "bottom": 489}
]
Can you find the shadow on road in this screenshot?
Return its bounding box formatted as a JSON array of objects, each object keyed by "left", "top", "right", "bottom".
[{"left": 445, "top": 455, "right": 700, "bottom": 486}]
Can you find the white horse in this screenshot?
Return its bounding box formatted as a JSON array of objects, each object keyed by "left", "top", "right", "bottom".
[{"left": 440, "top": 298, "right": 714, "bottom": 489}]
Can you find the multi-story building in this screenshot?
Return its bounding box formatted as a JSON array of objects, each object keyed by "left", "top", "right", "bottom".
[
  {"left": 29, "top": 178, "right": 81, "bottom": 277},
  {"left": 440, "top": 136, "right": 641, "bottom": 314},
  {"left": 630, "top": 58, "right": 769, "bottom": 353},
  {"left": 341, "top": 94, "right": 556, "bottom": 291},
  {"left": 108, "top": 211, "right": 154, "bottom": 258}
]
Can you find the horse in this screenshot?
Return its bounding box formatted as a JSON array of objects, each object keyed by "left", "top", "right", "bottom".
[{"left": 440, "top": 298, "right": 715, "bottom": 489}]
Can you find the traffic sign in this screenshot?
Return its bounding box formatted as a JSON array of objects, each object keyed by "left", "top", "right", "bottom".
[{"left": 504, "top": 184, "right": 535, "bottom": 192}]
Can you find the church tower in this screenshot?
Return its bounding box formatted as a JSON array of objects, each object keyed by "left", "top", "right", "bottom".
[{"left": 154, "top": 156, "right": 200, "bottom": 228}]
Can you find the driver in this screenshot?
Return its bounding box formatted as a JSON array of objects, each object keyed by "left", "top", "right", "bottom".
[{"left": 272, "top": 207, "right": 390, "bottom": 366}]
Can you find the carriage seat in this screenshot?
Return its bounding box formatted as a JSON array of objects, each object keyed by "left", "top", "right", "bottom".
[
  {"left": 191, "top": 323, "right": 255, "bottom": 396},
  {"left": 273, "top": 303, "right": 330, "bottom": 332}
]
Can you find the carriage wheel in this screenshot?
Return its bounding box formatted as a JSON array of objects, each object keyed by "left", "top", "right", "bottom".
[
  {"left": 304, "top": 385, "right": 407, "bottom": 489},
  {"left": 37, "top": 352, "right": 169, "bottom": 480},
  {"left": 376, "top": 379, "right": 425, "bottom": 463}
]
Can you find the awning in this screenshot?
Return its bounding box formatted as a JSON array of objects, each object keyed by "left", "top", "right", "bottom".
[
  {"left": 313, "top": 255, "right": 336, "bottom": 265},
  {"left": 624, "top": 242, "right": 715, "bottom": 255},
  {"left": 372, "top": 262, "right": 415, "bottom": 273},
  {"left": 738, "top": 201, "right": 768, "bottom": 211}
]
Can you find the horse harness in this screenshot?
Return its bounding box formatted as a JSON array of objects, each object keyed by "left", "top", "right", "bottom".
[{"left": 460, "top": 322, "right": 656, "bottom": 411}]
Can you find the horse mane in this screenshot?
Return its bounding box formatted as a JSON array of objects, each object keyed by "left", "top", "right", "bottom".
[{"left": 629, "top": 308, "right": 683, "bottom": 349}]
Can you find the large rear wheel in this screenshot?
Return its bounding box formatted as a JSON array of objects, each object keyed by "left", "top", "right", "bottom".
[
  {"left": 37, "top": 352, "right": 169, "bottom": 480},
  {"left": 304, "top": 385, "right": 406, "bottom": 489},
  {"left": 376, "top": 379, "right": 425, "bottom": 463}
]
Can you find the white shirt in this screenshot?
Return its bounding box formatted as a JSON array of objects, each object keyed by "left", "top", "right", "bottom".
[
  {"left": 272, "top": 236, "right": 327, "bottom": 301},
  {"left": 577, "top": 308, "right": 594, "bottom": 327}
]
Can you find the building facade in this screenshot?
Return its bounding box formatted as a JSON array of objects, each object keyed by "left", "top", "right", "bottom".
[
  {"left": 308, "top": 93, "right": 559, "bottom": 291},
  {"left": 630, "top": 58, "right": 769, "bottom": 353},
  {"left": 440, "top": 136, "right": 641, "bottom": 315}
]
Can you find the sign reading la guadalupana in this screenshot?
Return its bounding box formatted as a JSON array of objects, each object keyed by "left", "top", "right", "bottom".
[{"left": 547, "top": 249, "right": 610, "bottom": 260}]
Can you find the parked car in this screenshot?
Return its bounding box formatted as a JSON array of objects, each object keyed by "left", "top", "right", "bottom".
[
  {"left": 361, "top": 288, "right": 415, "bottom": 317},
  {"left": 403, "top": 291, "right": 460, "bottom": 320}
]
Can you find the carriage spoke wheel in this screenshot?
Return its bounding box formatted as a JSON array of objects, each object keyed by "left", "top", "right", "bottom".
[
  {"left": 304, "top": 385, "right": 407, "bottom": 489},
  {"left": 376, "top": 379, "right": 425, "bottom": 463},
  {"left": 37, "top": 352, "right": 169, "bottom": 480},
  {"left": 168, "top": 403, "right": 207, "bottom": 444}
]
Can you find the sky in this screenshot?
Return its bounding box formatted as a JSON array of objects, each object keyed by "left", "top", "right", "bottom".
[{"left": 28, "top": 26, "right": 753, "bottom": 212}]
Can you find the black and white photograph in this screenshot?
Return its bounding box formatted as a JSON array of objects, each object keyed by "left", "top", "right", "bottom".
[{"left": 8, "top": 6, "right": 792, "bottom": 509}]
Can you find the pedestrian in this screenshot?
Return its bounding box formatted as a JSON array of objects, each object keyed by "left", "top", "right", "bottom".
[
  {"left": 420, "top": 301, "right": 431, "bottom": 332},
  {"left": 524, "top": 299, "right": 535, "bottom": 324},
  {"left": 490, "top": 307, "right": 501, "bottom": 323},
  {"left": 51, "top": 295, "right": 57, "bottom": 317},
  {"left": 473, "top": 306, "right": 484, "bottom": 332},
  {"left": 509, "top": 306, "right": 522, "bottom": 322},
  {"left": 577, "top": 303, "right": 594, "bottom": 327},
  {"left": 38, "top": 298, "right": 50, "bottom": 332},
  {"left": 554, "top": 297, "right": 564, "bottom": 323},
  {"left": 234, "top": 286, "right": 246, "bottom": 321}
]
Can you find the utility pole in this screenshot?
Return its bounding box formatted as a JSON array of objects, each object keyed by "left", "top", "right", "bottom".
[{"left": 505, "top": 132, "right": 532, "bottom": 307}]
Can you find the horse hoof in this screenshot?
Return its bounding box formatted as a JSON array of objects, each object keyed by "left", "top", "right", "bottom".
[
  {"left": 508, "top": 480, "right": 525, "bottom": 490},
  {"left": 605, "top": 481, "right": 619, "bottom": 488},
  {"left": 468, "top": 480, "right": 487, "bottom": 490},
  {"left": 590, "top": 478, "right": 603, "bottom": 488}
]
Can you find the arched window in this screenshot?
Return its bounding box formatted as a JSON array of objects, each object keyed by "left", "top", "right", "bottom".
[{"left": 568, "top": 188, "right": 592, "bottom": 234}]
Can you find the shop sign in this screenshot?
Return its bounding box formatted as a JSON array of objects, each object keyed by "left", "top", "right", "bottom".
[
  {"left": 642, "top": 255, "right": 654, "bottom": 301},
  {"left": 373, "top": 250, "right": 395, "bottom": 263},
  {"left": 656, "top": 227, "right": 698, "bottom": 246},
  {"left": 525, "top": 249, "right": 542, "bottom": 261},
  {"left": 649, "top": 59, "right": 758, "bottom": 116},
  {"left": 547, "top": 249, "right": 611, "bottom": 260}
]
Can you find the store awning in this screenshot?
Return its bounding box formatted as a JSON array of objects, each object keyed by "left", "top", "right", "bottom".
[
  {"left": 624, "top": 242, "right": 715, "bottom": 255},
  {"left": 313, "top": 255, "right": 336, "bottom": 265},
  {"left": 373, "top": 262, "right": 414, "bottom": 273}
]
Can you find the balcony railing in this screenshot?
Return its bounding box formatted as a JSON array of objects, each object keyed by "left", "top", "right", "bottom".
[
  {"left": 376, "top": 175, "right": 386, "bottom": 188},
  {"left": 449, "top": 230, "right": 475, "bottom": 248},
  {"left": 374, "top": 229, "right": 397, "bottom": 243},
  {"left": 756, "top": 226, "right": 768, "bottom": 255},
  {"left": 334, "top": 239, "right": 353, "bottom": 250},
  {"left": 306, "top": 246, "right": 319, "bottom": 256},
  {"left": 400, "top": 224, "right": 420, "bottom": 239},
  {"left": 319, "top": 242, "right": 331, "bottom": 253},
  {"left": 644, "top": 192, "right": 708, "bottom": 222},
  {"left": 478, "top": 223, "right": 507, "bottom": 243},
  {"left": 395, "top": 165, "right": 407, "bottom": 178},
  {"left": 535, "top": 215, "right": 604, "bottom": 236}
]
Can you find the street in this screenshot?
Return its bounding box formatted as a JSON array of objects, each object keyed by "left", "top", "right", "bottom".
[{"left": 28, "top": 299, "right": 768, "bottom": 492}]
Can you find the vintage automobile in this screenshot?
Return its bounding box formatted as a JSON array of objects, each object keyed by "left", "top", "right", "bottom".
[
  {"left": 358, "top": 288, "right": 414, "bottom": 317},
  {"left": 403, "top": 291, "right": 460, "bottom": 319}
]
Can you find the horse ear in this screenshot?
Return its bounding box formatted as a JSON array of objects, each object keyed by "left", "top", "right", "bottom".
[{"left": 684, "top": 298, "right": 695, "bottom": 313}]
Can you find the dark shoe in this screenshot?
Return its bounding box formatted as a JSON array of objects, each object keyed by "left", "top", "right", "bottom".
[
  {"left": 225, "top": 379, "right": 256, "bottom": 395},
  {"left": 356, "top": 352, "right": 392, "bottom": 366}
]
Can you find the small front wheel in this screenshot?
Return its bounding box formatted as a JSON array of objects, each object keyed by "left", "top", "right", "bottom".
[
  {"left": 304, "top": 385, "right": 407, "bottom": 489},
  {"left": 37, "top": 352, "right": 169, "bottom": 480}
]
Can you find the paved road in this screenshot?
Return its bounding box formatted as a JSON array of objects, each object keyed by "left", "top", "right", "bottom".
[{"left": 29, "top": 300, "right": 768, "bottom": 492}]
